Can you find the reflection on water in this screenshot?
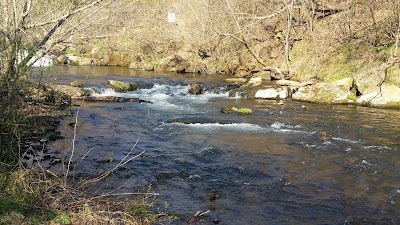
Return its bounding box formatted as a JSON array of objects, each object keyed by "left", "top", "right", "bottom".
[{"left": 48, "top": 66, "right": 400, "bottom": 224}]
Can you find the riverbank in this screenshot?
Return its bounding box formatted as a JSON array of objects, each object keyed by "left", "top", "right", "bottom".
[
  {"left": 48, "top": 0, "right": 399, "bottom": 108},
  {"left": 0, "top": 85, "right": 167, "bottom": 224},
  {"left": 41, "top": 64, "right": 400, "bottom": 109}
]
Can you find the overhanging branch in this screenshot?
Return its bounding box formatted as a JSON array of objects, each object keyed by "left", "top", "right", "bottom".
[{"left": 25, "top": 0, "right": 107, "bottom": 29}]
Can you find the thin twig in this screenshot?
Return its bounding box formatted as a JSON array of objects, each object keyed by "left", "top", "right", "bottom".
[{"left": 65, "top": 106, "right": 80, "bottom": 186}]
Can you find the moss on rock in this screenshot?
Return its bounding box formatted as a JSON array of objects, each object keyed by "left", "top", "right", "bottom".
[
  {"left": 237, "top": 108, "right": 253, "bottom": 115},
  {"left": 108, "top": 80, "right": 138, "bottom": 92}
]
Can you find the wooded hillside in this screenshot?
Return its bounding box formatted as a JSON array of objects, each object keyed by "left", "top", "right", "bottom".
[{"left": 56, "top": 0, "right": 398, "bottom": 87}]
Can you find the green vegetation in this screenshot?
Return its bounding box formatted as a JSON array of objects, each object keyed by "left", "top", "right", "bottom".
[
  {"left": 237, "top": 108, "right": 253, "bottom": 115},
  {"left": 387, "top": 66, "right": 400, "bottom": 86},
  {"left": 55, "top": 213, "right": 72, "bottom": 224},
  {"left": 347, "top": 93, "right": 357, "bottom": 102},
  {"left": 109, "top": 80, "right": 138, "bottom": 92}
]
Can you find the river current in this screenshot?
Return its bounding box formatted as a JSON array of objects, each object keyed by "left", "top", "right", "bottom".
[{"left": 48, "top": 66, "right": 400, "bottom": 224}]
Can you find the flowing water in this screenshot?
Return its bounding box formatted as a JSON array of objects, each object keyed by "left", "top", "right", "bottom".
[{"left": 47, "top": 66, "right": 400, "bottom": 224}]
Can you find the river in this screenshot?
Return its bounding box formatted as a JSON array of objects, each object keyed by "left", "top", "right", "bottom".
[{"left": 47, "top": 66, "right": 400, "bottom": 224}]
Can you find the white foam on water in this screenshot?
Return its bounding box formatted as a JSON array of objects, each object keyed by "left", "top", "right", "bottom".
[
  {"left": 87, "top": 83, "right": 229, "bottom": 112},
  {"left": 331, "top": 137, "right": 360, "bottom": 144},
  {"left": 19, "top": 50, "right": 53, "bottom": 67},
  {"left": 270, "top": 121, "right": 303, "bottom": 133},
  {"left": 169, "top": 122, "right": 268, "bottom": 132},
  {"left": 363, "top": 145, "right": 391, "bottom": 151},
  {"left": 32, "top": 54, "right": 53, "bottom": 67}
]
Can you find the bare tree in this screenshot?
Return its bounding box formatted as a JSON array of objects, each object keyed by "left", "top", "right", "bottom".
[
  {"left": 0, "top": 0, "right": 115, "bottom": 93},
  {"left": 0, "top": 0, "right": 117, "bottom": 161}
]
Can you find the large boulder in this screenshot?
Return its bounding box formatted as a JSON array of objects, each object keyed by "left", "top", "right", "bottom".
[
  {"left": 248, "top": 76, "right": 263, "bottom": 86},
  {"left": 357, "top": 84, "right": 400, "bottom": 107},
  {"left": 292, "top": 78, "right": 354, "bottom": 104},
  {"left": 32, "top": 85, "right": 72, "bottom": 106},
  {"left": 255, "top": 87, "right": 291, "bottom": 100},
  {"left": 51, "top": 85, "right": 90, "bottom": 98},
  {"left": 108, "top": 80, "right": 138, "bottom": 92}
]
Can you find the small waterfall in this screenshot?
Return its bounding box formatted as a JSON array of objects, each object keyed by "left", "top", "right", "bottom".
[
  {"left": 32, "top": 54, "right": 53, "bottom": 67},
  {"left": 18, "top": 50, "right": 53, "bottom": 67}
]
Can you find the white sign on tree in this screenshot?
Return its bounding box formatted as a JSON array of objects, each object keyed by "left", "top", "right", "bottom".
[{"left": 167, "top": 13, "right": 176, "bottom": 23}]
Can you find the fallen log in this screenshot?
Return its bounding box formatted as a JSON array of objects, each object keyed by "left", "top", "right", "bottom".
[{"left": 73, "top": 96, "right": 153, "bottom": 104}]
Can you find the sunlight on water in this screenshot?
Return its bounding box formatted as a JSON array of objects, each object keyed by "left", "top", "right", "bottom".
[
  {"left": 47, "top": 67, "right": 400, "bottom": 224},
  {"left": 167, "top": 122, "right": 267, "bottom": 132}
]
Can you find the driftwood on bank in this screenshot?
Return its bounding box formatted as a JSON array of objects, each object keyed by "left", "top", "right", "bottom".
[{"left": 73, "top": 96, "right": 153, "bottom": 104}]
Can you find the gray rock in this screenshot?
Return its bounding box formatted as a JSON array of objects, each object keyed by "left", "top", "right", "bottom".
[
  {"left": 292, "top": 78, "right": 354, "bottom": 104},
  {"left": 51, "top": 85, "right": 89, "bottom": 98},
  {"left": 255, "top": 87, "right": 290, "bottom": 99},
  {"left": 357, "top": 84, "right": 400, "bottom": 107}
]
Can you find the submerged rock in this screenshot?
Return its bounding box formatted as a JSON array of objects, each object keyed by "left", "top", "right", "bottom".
[
  {"left": 221, "top": 106, "right": 238, "bottom": 114},
  {"left": 236, "top": 108, "right": 253, "bottom": 115},
  {"left": 188, "top": 83, "right": 204, "bottom": 95},
  {"left": 220, "top": 106, "right": 253, "bottom": 115},
  {"left": 319, "top": 132, "right": 332, "bottom": 141}
]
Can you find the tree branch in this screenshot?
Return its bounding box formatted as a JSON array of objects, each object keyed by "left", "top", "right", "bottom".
[
  {"left": 25, "top": 0, "right": 107, "bottom": 29},
  {"left": 20, "top": 0, "right": 111, "bottom": 67}
]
